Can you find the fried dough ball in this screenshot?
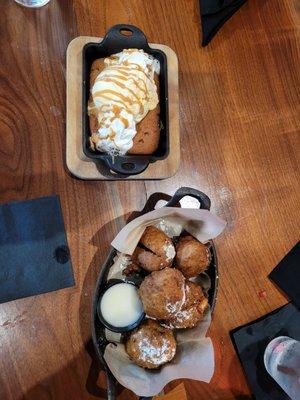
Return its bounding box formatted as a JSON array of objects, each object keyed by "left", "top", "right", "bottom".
[
  {"left": 184, "top": 281, "right": 206, "bottom": 308},
  {"left": 125, "top": 319, "right": 176, "bottom": 369},
  {"left": 135, "top": 226, "right": 175, "bottom": 271},
  {"left": 164, "top": 282, "right": 208, "bottom": 329},
  {"left": 140, "top": 226, "right": 175, "bottom": 260},
  {"left": 175, "top": 236, "right": 211, "bottom": 278},
  {"left": 139, "top": 268, "right": 185, "bottom": 320},
  {"left": 132, "top": 247, "right": 166, "bottom": 272}
]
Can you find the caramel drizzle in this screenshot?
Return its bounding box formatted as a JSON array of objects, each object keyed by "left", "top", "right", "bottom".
[
  {"left": 102, "top": 72, "right": 148, "bottom": 95},
  {"left": 110, "top": 105, "right": 129, "bottom": 128},
  {"left": 93, "top": 90, "right": 140, "bottom": 110},
  {"left": 94, "top": 68, "right": 150, "bottom": 106},
  {"left": 109, "top": 64, "right": 151, "bottom": 81},
  {"left": 102, "top": 77, "right": 142, "bottom": 102}
]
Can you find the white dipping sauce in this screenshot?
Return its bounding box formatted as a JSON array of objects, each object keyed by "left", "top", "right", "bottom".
[{"left": 100, "top": 283, "right": 143, "bottom": 328}]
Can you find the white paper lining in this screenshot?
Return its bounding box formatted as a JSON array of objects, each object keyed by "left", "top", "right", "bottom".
[
  {"left": 111, "top": 207, "right": 226, "bottom": 255},
  {"left": 103, "top": 207, "right": 226, "bottom": 396},
  {"left": 104, "top": 312, "right": 214, "bottom": 397}
]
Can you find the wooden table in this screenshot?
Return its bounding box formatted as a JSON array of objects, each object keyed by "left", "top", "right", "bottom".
[{"left": 0, "top": 1, "right": 299, "bottom": 399}]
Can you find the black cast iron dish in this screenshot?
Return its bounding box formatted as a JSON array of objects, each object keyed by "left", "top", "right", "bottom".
[
  {"left": 82, "top": 24, "right": 169, "bottom": 175},
  {"left": 91, "top": 187, "right": 219, "bottom": 400}
]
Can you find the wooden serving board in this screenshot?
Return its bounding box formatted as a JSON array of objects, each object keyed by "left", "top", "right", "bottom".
[{"left": 66, "top": 36, "right": 180, "bottom": 180}]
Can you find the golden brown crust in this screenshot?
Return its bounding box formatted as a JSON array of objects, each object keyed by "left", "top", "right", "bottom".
[
  {"left": 132, "top": 247, "right": 166, "bottom": 272},
  {"left": 140, "top": 226, "right": 173, "bottom": 259},
  {"left": 139, "top": 268, "right": 185, "bottom": 320},
  {"left": 90, "top": 59, "right": 103, "bottom": 86},
  {"left": 125, "top": 319, "right": 176, "bottom": 369},
  {"left": 88, "top": 60, "right": 104, "bottom": 141},
  {"left": 136, "top": 226, "right": 175, "bottom": 270},
  {"left": 131, "top": 226, "right": 175, "bottom": 272},
  {"left": 128, "top": 74, "right": 160, "bottom": 154},
  {"left": 88, "top": 58, "right": 160, "bottom": 154},
  {"left": 184, "top": 281, "right": 204, "bottom": 308},
  {"left": 175, "top": 236, "right": 211, "bottom": 278},
  {"left": 164, "top": 282, "right": 208, "bottom": 329}
]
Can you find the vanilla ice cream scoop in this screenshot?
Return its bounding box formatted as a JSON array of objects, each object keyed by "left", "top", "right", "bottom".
[{"left": 88, "top": 49, "right": 160, "bottom": 155}]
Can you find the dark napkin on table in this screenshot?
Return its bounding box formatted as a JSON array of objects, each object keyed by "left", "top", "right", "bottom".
[
  {"left": 199, "top": 0, "right": 247, "bottom": 46},
  {"left": 230, "top": 303, "right": 300, "bottom": 400},
  {"left": 0, "top": 195, "right": 75, "bottom": 304},
  {"left": 269, "top": 241, "right": 300, "bottom": 309}
]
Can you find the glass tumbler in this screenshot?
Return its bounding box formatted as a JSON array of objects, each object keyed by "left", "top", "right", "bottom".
[{"left": 264, "top": 336, "right": 300, "bottom": 400}]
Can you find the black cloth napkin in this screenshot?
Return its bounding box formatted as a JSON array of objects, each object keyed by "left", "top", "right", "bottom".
[
  {"left": 0, "top": 195, "right": 75, "bottom": 304},
  {"left": 269, "top": 242, "right": 300, "bottom": 309},
  {"left": 199, "top": 0, "right": 247, "bottom": 46},
  {"left": 230, "top": 303, "right": 300, "bottom": 400}
]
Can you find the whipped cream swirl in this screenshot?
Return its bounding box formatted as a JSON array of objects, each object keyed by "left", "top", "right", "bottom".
[{"left": 88, "top": 49, "right": 160, "bottom": 155}]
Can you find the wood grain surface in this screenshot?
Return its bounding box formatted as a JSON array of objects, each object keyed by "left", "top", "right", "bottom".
[{"left": 0, "top": 1, "right": 299, "bottom": 399}]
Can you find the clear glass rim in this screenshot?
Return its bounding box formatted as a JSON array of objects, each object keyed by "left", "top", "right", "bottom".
[
  {"left": 14, "top": 0, "right": 50, "bottom": 8},
  {"left": 263, "top": 336, "right": 295, "bottom": 373}
]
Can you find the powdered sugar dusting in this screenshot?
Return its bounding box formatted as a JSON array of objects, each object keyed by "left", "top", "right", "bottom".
[
  {"left": 166, "top": 308, "right": 195, "bottom": 329},
  {"left": 166, "top": 301, "right": 180, "bottom": 314},
  {"left": 163, "top": 241, "right": 175, "bottom": 261},
  {"left": 181, "top": 283, "right": 186, "bottom": 308},
  {"left": 174, "top": 309, "right": 193, "bottom": 323},
  {"left": 137, "top": 337, "right": 175, "bottom": 365},
  {"left": 165, "top": 282, "right": 186, "bottom": 314}
]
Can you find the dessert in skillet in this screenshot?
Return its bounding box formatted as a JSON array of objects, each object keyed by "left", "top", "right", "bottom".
[
  {"left": 88, "top": 49, "right": 160, "bottom": 155},
  {"left": 125, "top": 319, "right": 176, "bottom": 369}
]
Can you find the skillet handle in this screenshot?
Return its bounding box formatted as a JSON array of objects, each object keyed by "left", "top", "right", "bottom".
[
  {"left": 106, "top": 369, "right": 116, "bottom": 400},
  {"left": 101, "top": 24, "right": 150, "bottom": 52},
  {"left": 165, "top": 187, "right": 211, "bottom": 210},
  {"left": 104, "top": 156, "right": 149, "bottom": 175}
]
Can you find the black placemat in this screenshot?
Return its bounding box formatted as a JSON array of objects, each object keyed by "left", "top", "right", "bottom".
[
  {"left": 0, "top": 195, "right": 75, "bottom": 304},
  {"left": 199, "top": 0, "right": 247, "bottom": 46},
  {"left": 230, "top": 303, "right": 300, "bottom": 400},
  {"left": 269, "top": 242, "right": 300, "bottom": 309}
]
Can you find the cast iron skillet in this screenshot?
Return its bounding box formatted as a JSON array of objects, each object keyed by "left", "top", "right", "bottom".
[
  {"left": 91, "top": 187, "right": 219, "bottom": 400},
  {"left": 82, "top": 24, "right": 169, "bottom": 175}
]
